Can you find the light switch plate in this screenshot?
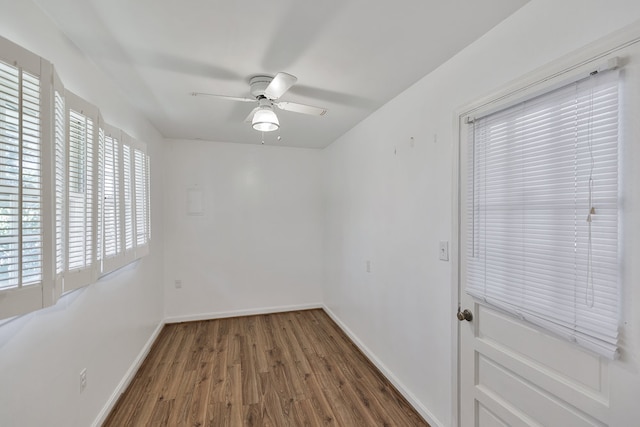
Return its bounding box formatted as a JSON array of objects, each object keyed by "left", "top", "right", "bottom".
[{"left": 439, "top": 241, "right": 449, "bottom": 261}]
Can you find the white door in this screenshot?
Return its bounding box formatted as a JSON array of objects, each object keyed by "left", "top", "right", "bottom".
[{"left": 457, "top": 29, "right": 640, "bottom": 427}]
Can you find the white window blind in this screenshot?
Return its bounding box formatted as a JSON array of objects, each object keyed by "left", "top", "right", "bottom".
[
  {"left": 145, "top": 154, "right": 150, "bottom": 242},
  {"left": 64, "top": 92, "right": 97, "bottom": 291},
  {"left": 68, "top": 109, "right": 93, "bottom": 269},
  {"left": 133, "top": 147, "right": 150, "bottom": 252},
  {"left": 96, "top": 126, "right": 104, "bottom": 266},
  {"left": 54, "top": 87, "right": 65, "bottom": 279},
  {"left": 0, "top": 35, "right": 152, "bottom": 320},
  {"left": 98, "top": 128, "right": 149, "bottom": 274},
  {"left": 103, "top": 130, "right": 121, "bottom": 261},
  {"left": 0, "top": 61, "right": 42, "bottom": 291},
  {"left": 0, "top": 37, "right": 55, "bottom": 319},
  {"left": 123, "top": 143, "right": 133, "bottom": 252},
  {"left": 52, "top": 71, "right": 66, "bottom": 302},
  {"left": 466, "top": 69, "right": 620, "bottom": 358}
]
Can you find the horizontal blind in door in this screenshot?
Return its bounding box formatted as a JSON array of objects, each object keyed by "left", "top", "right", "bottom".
[{"left": 467, "top": 70, "right": 620, "bottom": 358}]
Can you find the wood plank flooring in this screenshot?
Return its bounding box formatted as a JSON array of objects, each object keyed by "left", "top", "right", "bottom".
[{"left": 103, "top": 309, "right": 429, "bottom": 426}]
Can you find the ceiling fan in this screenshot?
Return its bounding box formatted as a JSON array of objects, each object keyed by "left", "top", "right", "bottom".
[{"left": 192, "top": 72, "right": 328, "bottom": 132}]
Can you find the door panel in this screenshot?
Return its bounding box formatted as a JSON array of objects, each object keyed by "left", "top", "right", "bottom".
[
  {"left": 476, "top": 314, "right": 608, "bottom": 426},
  {"left": 462, "top": 301, "right": 610, "bottom": 427},
  {"left": 477, "top": 403, "right": 511, "bottom": 427},
  {"left": 476, "top": 307, "right": 604, "bottom": 393}
]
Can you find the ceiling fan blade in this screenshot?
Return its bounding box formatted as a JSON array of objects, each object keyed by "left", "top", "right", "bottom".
[
  {"left": 191, "top": 92, "right": 255, "bottom": 103},
  {"left": 264, "top": 72, "right": 298, "bottom": 100},
  {"left": 275, "top": 101, "right": 327, "bottom": 116},
  {"left": 244, "top": 107, "right": 259, "bottom": 123}
]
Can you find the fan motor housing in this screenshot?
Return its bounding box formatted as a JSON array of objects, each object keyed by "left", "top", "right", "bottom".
[{"left": 249, "top": 75, "right": 273, "bottom": 98}]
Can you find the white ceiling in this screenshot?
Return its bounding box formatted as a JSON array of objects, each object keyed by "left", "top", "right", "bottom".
[{"left": 34, "top": 0, "right": 529, "bottom": 149}]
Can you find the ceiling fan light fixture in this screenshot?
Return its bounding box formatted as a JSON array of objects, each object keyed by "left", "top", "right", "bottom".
[
  {"left": 252, "top": 106, "right": 279, "bottom": 132},
  {"left": 194, "top": 72, "right": 327, "bottom": 134}
]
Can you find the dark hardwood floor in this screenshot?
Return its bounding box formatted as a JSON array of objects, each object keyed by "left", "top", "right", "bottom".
[{"left": 103, "top": 309, "right": 429, "bottom": 426}]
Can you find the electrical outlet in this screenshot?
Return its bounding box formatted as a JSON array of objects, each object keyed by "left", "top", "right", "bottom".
[
  {"left": 174, "top": 279, "right": 182, "bottom": 289},
  {"left": 439, "top": 241, "right": 449, "bottom": 261},
  {"left": 80, "top": 368, "right": 87, "bottom": 393},
  {"left": 366, "top": 260, "right": 371, "bottom": 273}
]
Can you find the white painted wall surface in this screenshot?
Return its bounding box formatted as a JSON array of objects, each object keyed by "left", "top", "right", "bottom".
[
  {"left": 322, "top": 1, "right": 640, "bottom": 426},
  {"left": 0, "top": 1, "right": 166, "bottom": 426},
  {"left": 164, "top": 140, "right": 323, "bottom": 320},
  {"left": 2, "top": 1, "right": 640, "bottom": 427}
]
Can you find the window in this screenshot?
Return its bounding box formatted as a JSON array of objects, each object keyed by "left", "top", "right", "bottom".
[
  {"left": 466, "top": 67, "right": 620, "bottom": 358},
  {"left": 0, "top": 34, "right": 151, "bottom": 320}
]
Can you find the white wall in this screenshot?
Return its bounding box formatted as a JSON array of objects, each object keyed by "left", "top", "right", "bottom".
[
  {"left": 164, "top": 140, "right": 323, "bottom": 320},
  {"left": 322, "top": 1, "right": 640, "bottom": 426},
  {"left": 0, "top": 1, "right": 166, "bottom": 426},
  {"left": 3, "top": 1, "right": 640, "bottom": 427}
]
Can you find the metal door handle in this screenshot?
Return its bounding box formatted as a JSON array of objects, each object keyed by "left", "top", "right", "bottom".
[{"left": 457, "top": 309, "right": 473, "bottom": 322}]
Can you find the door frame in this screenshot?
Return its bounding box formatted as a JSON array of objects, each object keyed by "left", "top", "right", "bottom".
[{"left": 451, "top": 21, "right": 640, "bottom": 427}]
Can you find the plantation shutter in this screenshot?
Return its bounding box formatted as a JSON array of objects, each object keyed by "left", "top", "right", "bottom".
[
  {"left": 133, "top": 146, "right": 150, "bottom": 256},
  {"left": 53, "top": 72, "right": 65, "bottom": 300},
  {"left": 96, "top": 126, "right": 104, "bottom": 268},
  {"left": 0, "top": 64, "right": 42, "bottom": 289},
  {"left": 64, "top": 92, "right": 97, "bottom": 291},
  {"left": 145, "top": 154, "right": 151, "bottom": 243},
  {"left": 0, "top": 38, "right": 52, "bottom": 318},
  {"left": 0, "top": 35, "right": 151, "bottom": 320},
  {"left": 101, "top": 125, "right": 124, "bottom": 272},
  {"left": 104, "top": 132, "right": 119, "bottom": 259},
  {"left": 466, "top": 68, "right": 620, "bottom": 358},
  {"left": 123, "top": 141, "right": 134, "bottom": 254},
  {"left": 98, "top": 128, "right": 149, "bottom": 274}
]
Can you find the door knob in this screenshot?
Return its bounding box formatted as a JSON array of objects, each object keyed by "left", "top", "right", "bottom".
[{"left": 457, "top": 309, "right": 473, "bottom": 322}]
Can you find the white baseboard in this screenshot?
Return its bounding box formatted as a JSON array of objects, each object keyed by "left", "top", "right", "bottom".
[
  {"left": 321, "top": 304, "right": 444, "bottom": 427},
  {"left": 164, "top": 302, "right": 323, "bottom": 324},
  {"left": 92, "top": 320, "right": 165, "bottom": 427}
]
